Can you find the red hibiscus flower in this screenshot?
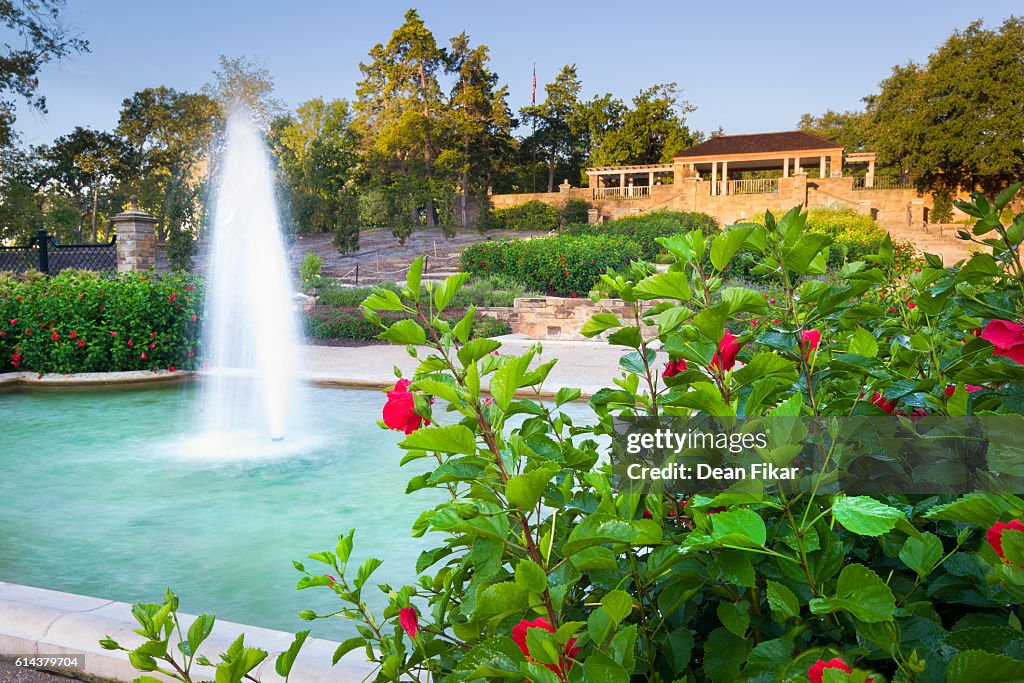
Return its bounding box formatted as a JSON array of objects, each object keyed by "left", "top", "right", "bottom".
[
  {"left": 944, "top": 385, "right": 984, "bottom": 397},
  {"left": 110, "top": 331, "right": 117, "bottom": 337},
  {"left": 987, "top": 519, "right": 1024, "bottom": 564},
  {"left": 141, "top": 352, "right": 147, "bottom": 360},
  {"left": 808, "top": 658, "right": 851, "bottom": 683},
  {"left": 69, "top": 331, "right": 77, "bottom": 339},
  {"left": 50, "top": 332, "right": 59, "bottom": 341},
  {"left": 800, "top": 329, "right": 821, "bottom": 360},
  {"left": 869, "top": 391, "right": 897, "bottom": 415},
  {"left": 77, "top": 340, "right": 85, "bottom": 347},
  {"left": 980, "top": 319, "right": 1024, "bottom": 364},
  {"left": 662, "top": 358, "right": 688, "bottom": 378},
  {"left": 127, "top": 339, "right": 134, "bottom": 347},
  {"left": 710, "top": 328, "right": 742, "bottom": 372},
  {"left": 168, "top": 366, "right": 176, "bottom": 373},
  {"left": 511, "top": 618, "right": 579, "bottom": 676},
  {"left": 8, "top": 319, "right": 16, "bottom": 325},
  {"left": 398, "top": 606, "right": 419, "bottom": 639},
  {"left": 383, "top": 379, "right": 429, "bottom": 434}
]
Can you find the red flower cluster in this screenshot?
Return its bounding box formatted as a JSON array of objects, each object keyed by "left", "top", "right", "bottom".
[
  {"left": 987, "top": 519, "right": 1024, "bottom": 565},
  {"left": 511, "top": 618, "right": 579, "bottom": 677},
  {"left": 868, "top": 392, "right": 897, "bottom": 415},
  {"left": 383, "top": 379, "right": 429, "bottom": 434},
  {"left": 980, "top": 319, "right": 1024, "bottom": 364}
]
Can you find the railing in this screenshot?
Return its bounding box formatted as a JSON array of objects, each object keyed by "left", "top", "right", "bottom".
[
  {"left": 0, "top": 229, "right": 117, "bottom": 275},
  {"left": 592, "top": 186, "right": 652, "bottom": 200},
  {"left": 853, "top": 177, "right": 914, "bottom": 191},
  {"left": 723, "top": 178, "right": 780, "bottom": 195}
]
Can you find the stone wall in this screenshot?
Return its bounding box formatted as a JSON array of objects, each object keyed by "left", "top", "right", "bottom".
[{"left": 501, "top": 297, "right": 656, "bottom": 341}]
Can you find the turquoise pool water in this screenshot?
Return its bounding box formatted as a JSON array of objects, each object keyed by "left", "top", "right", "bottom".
[{"left": 0, "top": 383, "right": 442, "bottom": 640}]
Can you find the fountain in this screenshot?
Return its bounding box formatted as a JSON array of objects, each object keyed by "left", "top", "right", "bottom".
[{"left": 199, "top": 111, "right": 300, "bottom": 443}]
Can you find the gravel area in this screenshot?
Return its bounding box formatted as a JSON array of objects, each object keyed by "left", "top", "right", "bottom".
[{"left": 0, "top": 661, "right": 95, "bottom": 683}]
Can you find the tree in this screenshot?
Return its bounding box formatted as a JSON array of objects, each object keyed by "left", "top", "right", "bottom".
[
  {"left": 35, "top": 127, "right": 124, "bottom": 240},
  {"left": 355, "top": 9, "right": 448, "bottom": 237},
  {"left": 0, "top": 0, "right": 88, "bottom": 147},
  {"left": 203, "top": 55, "right": 284, "bottom": 128},
  {"left": 865, "top": 17, "right": 1024, "bottom": 193},
  {"left": 588, "top": 83, "right": 696, "bottom": 167},
  {"left": 442, "top": 32, "right": 512, "bottom": 228},
  {"left": 115, "top": 87, "right": 220, "bottom": 266},
  {"left": 269, "top": 97, "right": 361, "bottom": 251},
  {"left": 520, "top": 65, "right": 585, "bottom": 192},
  {"left": 797, "top": 109, "right": 870, "bottom": 155}
]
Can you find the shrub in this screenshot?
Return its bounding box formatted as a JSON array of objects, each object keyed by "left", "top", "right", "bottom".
[
  {"left": 298, "top": 251, "right": 323, "bottom": 291},
  {"left": 0, "top": 269, "right": 203, "bottom": 374},
  {"left": 469, "top": 315, "right": 511, "bottom": 338},
  {"left": 302, "top": 306, "right": 503, "bottom": 341},
  {"left": 461, "top": 234, "right": 641, "bottom": 296},
  {"left": 563, "top": 211, "right": 719, "bottom": 260},
  {"left": 484, "top": 200, "right": 559, "bottom": 231},
  {"left": 560, "top": 198, "right": 591, "bottom": 225},
  {"left": 316, "top": 275, "right": 533, "bottom": 310},
  {"left": 932, "top": 190, "right": 953, "bottom": 223}
]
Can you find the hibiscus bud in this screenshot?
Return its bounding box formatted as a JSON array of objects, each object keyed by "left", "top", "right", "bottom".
[{"left": 398, "top": 606, "right": 419, "bottom": 639}]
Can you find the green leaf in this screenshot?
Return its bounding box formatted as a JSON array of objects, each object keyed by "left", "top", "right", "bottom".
[
  {"left": 703, "top": 627, "right": 749, "bottom": 683},
  {"left": 406, "top": 255, "right": 424, "bottom": 293},
  {"left": 399, "top": 424, "right": 477, "bottom": 455},
  {"left": 475, "top": 582, "right": 529, "bottom": 618},
  {"left": 186, "top": 614, "right": 215, "bottom": 655},
  {"left": 899, "top": 532, "right": 944, "bottom": 579},
  {"left": 633, "top": 272, "right": 691, "bottom": 301},
  {"left": 581, "top": 313, "right": 622, "bottom": 337},
  {"left": 579, "top": 648, "right": 629, "bottom": 683},
  {"left": 710, "top": 225, "right": 755, "bottom": 271},
  {"left": 926, "top": 494, "right": 1018, "bottom": 527},
  {"left": 362, "top": 288, "right": 404, "bottom": 312},
  {"left": 732, "top": 352, "right": 795, "bottom": 387},
  {"left": 489, "top": 352, "right": 534, "bottom": 410},
  {"left": 555, "top": 387, "right": 581, "bottom": 406},
  {"left": 378, "top": 318, "right": 426, "bottom": 345},
  {"left": 453, "top": 307, "right": 477, "bottom": 344},
  {"left": 946, "top": 650, "right": 1024, "bottom": 682},
  {"left": 848, "top": 328, "right": 878, "bottom": 358},
  {"left": 563, "top": 514, "right": 662, "bottom": 556},
  {"left": 832, "top": 495, "right": 905, "bottom": 536},
  {"left": 434, "top": 272, "right": 470, "bottom": 312},
  {"left": 994, "top": 182, "right": 1023, "bottom": 211},
  {"left": 600, "top": 589, "right": 634, "bottom": 624},
  {"left": 809, "top": 564, "right": 896, "bottom": 623},
  {"left": 455, "top": 636, "right": 526, "bottom": 679},
  {"left": 457, "top": 338, "right": 501, "bottom": 366},
  {"left": 766, "top": 580, "right": 800, "bottom": 620},
  {"left": 711, "top": 508, "right": 767, "bottom": 548},
  {"left": 716, "top": 601, "right": 749, "bottom": 637},
  {"left": 719, "top": 287, "right": 768, "bottom": 316},
  {"left": 515, "top": 560, "right": 548, "bottom": 593},
  {"left": 506, "top": 464, "right": 560, "bottom": 510},
  {"left": 331, "top": 637, "right": 366, "bottom": 665},
  {"left": 274, "top": 630, "right": 309, "bottom": 678},
  {"left": 607, "top": 326, "right": 642, "bottom": 348}
]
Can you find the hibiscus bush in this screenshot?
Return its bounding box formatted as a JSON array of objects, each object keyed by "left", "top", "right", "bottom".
[
  {"left": 111, "top": 187, "right": 1024, "bottom": 682},
  {"left": 0, "top": 269, "right": 202, "bottom": 374}
]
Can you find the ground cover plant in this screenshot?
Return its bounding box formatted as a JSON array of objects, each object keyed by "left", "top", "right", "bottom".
[
  {"left": 0, "top": 269, "right": 202, "bottom": 374},
  {"left": 108, "top": 188, "right": 1024, "bottom": 682}
]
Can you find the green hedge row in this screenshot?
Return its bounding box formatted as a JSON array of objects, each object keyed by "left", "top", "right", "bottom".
[
  {"left": 0, "top": 270, "right": 203, "bottom": 374},
  {"left": 478, "top": 200, "right": 559, "bottom": 231},
  {"left": 460, "top": 234, "right": 641, "bottom": 297},
  {"left": 302, "top": 307, "right": 510, "bottom": 341},
  {"left": 562, "top": 211, "right": 719, "bottom": 260}
]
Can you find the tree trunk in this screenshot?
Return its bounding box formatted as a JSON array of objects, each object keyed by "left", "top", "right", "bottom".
[
  {"left": 460, "top": 137, "right": 470, "bottom": 227},
  {"left": 419, "top": 58, "right": 436, "bottom": 228},
  {"left": 91, "top": 185, "right": 99, "bottom": 242},
  {"left": 547, "top": 154, "right": 555, "bottom": 193}
]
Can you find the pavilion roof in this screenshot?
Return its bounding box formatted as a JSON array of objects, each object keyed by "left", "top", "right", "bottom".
[{"left": 674, "top": 131, "right": 842, "bottom": 160}]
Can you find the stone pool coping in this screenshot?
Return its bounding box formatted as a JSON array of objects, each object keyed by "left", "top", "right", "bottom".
[{"left": 0, "top": 582, "right": 376, "bottom": 683}]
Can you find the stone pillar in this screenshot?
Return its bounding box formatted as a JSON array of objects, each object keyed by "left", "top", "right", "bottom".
[
  {"left": 559, "top": 179, "right": 572, "bottom": 195},
  {"left": 830, "top": 153, "right": 843, "bottom": 177},
  {"left": 866, "top": 159, "right": 876, "bottom": 187},
  {"left": 683, "top": 176, "right": 699, "bottom": 212},
  {"left": 113, "top": 198, "right": 158, "bottom": 272},
  {"left": 619, "top": 172, "right": 626, "bottom": 191},
  {"left": 721, "top": 161, "right": 729, "bottom": 195},
  {"left": 783, "top": 157, "right": 789, "bottom": 178},
  {"left": 648, "top": 171, "right": 655, "bottom": 187},
  {"left": 820, "top": 156, "right": 827, "bottom": 178},
  {"left": 794, "top": 156, "right": 802, "bottom": 174},
  {"left": 672, "top": 161, "right": 686, "bottom": 186},
  {"left": 711, "top": 161, "right": 718, "bottom": 196},
  {"left": 792, "top": 172, "right": 808, "bottom": 208},
  {"left": 911, "top": 199, "right": 925, "bottom": 228},
  {"left": 858, "top": 199, "right": 872, "bottom": 216}
]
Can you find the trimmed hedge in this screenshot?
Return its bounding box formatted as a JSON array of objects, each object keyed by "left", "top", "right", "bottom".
[
  {"left": 478, "top": 200, "right": 559, "bottom": 231},
  {"left": 0, "top": 270, "right": 203, "bottom": 374},
  {"left": 562, "top": 211, "right": 719, "bottom": 260},
  {"left": 460, "top": 234, "right": 641, "bottom": 297},
  {"left": 302, "top": 307, "right": 508, "bottom": 341}
]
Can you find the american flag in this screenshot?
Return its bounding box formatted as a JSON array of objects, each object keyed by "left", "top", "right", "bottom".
[{"left": 531, "top": 64, "right": 536, "bottom": 105}]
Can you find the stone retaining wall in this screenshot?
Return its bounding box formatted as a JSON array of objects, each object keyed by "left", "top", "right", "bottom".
[{"left": 502, "top": 297, "right": 656, "bottom": 341}]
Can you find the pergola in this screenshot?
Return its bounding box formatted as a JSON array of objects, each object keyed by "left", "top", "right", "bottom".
[
  {"left": 585, "top": 163, "right": 674, "bottom": 199},
  {"left": 673, "top": 131, "right": 844, "bottom": 196}
]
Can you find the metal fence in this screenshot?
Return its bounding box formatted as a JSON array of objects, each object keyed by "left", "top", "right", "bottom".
[
  {"left": 853, "top": 177, "right": 914, "bottom": 191},
  {"left": 0, "top": 229, "right": 117, "bottom": 275}
]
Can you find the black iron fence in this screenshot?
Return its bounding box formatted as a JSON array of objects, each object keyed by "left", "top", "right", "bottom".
[{"left": 0, "top": 229, "right": 117, "bottom": 275}]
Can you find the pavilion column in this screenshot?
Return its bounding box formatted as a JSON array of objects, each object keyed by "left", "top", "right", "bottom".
[
  {"left": 831, "top": 153, "right": 842, "bottom": 178},
  {"left": 794, "top": 156, "right": 801, "bottom": 174},
  {"left": 783, "top": 158, "right": 789, "bottom": 178},
  {"left": 711, "top": 161, "right": 718, "bottom": 196},
  {"left": 867, "top": 159, "right": 875, "bottom": 187},
  {"left": 820, "top": 156, "right": 826, "bottom": 178},
  {"left": 619, "top": 172, "right": 625, "bottom": 194},
  {"left": 721, "top": 161, "right": 728, "bottom": 195},
  {"left": 648, "top": 171, "right": 654, "bottom": 188}
]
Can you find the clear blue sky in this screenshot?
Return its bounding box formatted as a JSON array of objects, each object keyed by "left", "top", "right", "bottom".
[{"left": 8, "top": 0, "right": 1022, "bottom": 146}]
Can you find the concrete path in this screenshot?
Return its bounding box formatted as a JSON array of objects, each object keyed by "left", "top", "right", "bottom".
[{"left": 301, "top": 335, "right": 632, "bottom": 397}]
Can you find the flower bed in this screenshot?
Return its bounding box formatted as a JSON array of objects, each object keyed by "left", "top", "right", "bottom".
[{"left": 0, "top": 270, "right": 202, "bottom": 374}]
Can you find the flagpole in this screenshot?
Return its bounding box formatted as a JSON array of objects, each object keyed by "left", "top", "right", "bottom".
[{"left": 531, "top": 62, "right": 537, "bottom": 194}]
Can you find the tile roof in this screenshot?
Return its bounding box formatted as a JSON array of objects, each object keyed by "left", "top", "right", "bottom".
[{"left": 674, "top": 131, "right": 842, "bottom": 159}]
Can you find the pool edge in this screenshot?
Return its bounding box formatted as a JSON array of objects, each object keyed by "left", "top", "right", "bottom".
[{"left": 0, "top": 581, "right": 376, "bottom": 683}]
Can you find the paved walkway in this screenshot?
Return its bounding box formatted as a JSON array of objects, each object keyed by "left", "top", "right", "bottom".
[{"left": 301, "top": 335, "right": 631, "bottom": 397}]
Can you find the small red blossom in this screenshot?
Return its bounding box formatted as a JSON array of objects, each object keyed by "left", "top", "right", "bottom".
[
  {"left": 662, "top": 358, "right": 688, "bottom": 378},
  {"left": 141, "top": 352, "right": 147, "bottom": 360},
  {"left": 169, "top": 293, "right": 177, "bottom": 303},
  {"left": 191, "top": 313, "right": 197, "bottom": 322},
  {"left": 69, "top": 331, "right": 77, "bottom": 339},
  {"left": 808, "top": 658, "right": 851, "bottom": 683},
  {"left": 149, "top": 343, "right": 156, "bottom": 349},
  {"left": 51, "top": 332, "right": 59, "bottom": 341},
  {"left": 908, "top": 302, "right": 917, "bottom": 309},
  {"left": 128, "top": 340, "right": 134, "bottom": 347},
  {"left": 944, "top": 384, "right": 984, "bottom": 397},
  {"left": 511, "top": 618, "right": 579, "bottom": 676},
  {"left": 168, "top": 366, "right": 176, "bottom": 373},
  {"left": 981, "top": 319, "right": 1024, "bottom": 364},
  {"left": 800, "top": 329, "right": 821, "bottom": 360},
  {"left": 987, "top": 519, "right": 1024, "bottom": 564},
  {"left": 77, "top": 340, "right": 85, "bottom": 347},
  {"left": 869, "top": 391, "right": 897, "bottom": 415},
  {"left": 8, "top": 319, "right": 15, "bottom": 326},
  {"left": 398, "top": 607, "right": 419, "bottom": 639},
  {"left": 110, "top": 331, "right": 117, "bottom": 337},
  {"left": 383, "top": 379, "right": 428, "bottom": 434},
  {"left": 710, "top": 328, "right": 742, "bottom": 372},
  {"left": 188, "top": 349, "right": 195, "bottom": 358}
]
